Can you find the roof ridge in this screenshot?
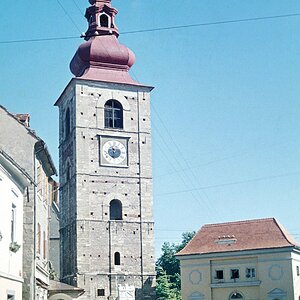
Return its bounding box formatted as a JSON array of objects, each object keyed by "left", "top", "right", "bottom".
[{"left": 203, "top": 217, "right": 274, "bottom": 228}]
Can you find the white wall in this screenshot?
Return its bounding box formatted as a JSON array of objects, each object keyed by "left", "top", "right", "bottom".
[{"left": 0, "top": 164, "right": 24, "bottom": 299}]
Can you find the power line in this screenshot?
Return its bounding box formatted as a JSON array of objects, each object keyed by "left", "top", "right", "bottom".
[
  {"left": 156, "top": 171, "right": 300, "bottom": 197},
  {"left": 0, "top": 36, "right": 79, "bottom": 45},
  {"left": 56, "top": 0, "right": 82, "bottom": 34},
  {"left": 1, "top": 12, "right": 300, "bottom": 45},
  {"left": 122, "top": 13, "right": 300, "bottom": 35},
  {"left": 152, "top": 105, "right": 223, "bottom": 221},
  {"left": 70, "top": 0, "right": 84, "bottom": 16}
]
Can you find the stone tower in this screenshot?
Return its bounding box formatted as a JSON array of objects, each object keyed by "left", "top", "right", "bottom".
[{"left": 55, "top": 0, "right": 156, "bottom": 299}]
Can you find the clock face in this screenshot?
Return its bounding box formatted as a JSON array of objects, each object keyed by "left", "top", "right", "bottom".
[{"left": 102, "top": 140, "right": 127, "bottom": 165}]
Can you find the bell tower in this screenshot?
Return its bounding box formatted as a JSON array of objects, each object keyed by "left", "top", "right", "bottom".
[{"left": 55, "top": 1, "right": 156, "bottom": 299}]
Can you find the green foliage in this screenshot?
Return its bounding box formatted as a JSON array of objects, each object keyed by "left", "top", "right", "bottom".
[{"left": 156, "top": 231, "right": 196, "bottom": 299}]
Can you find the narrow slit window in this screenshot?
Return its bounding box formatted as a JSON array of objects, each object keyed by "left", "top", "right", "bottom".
[
  {"left": 114, "top": 252, "right": 121, "bottom": 265},
  {"left": 65, "top": 108, "right": 71, "bottom": 138}
]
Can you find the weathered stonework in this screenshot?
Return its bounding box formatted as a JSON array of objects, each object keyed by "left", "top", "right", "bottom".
[{"left": 56, "top": 79, "right": 156, "bottom": 299}]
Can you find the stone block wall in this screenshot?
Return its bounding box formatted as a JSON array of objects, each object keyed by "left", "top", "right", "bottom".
[{"left": 57, "top": 79, "right": 155, "bottom": 299}]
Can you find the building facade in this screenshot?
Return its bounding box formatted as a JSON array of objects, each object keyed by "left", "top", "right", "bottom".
[
  {"left": 0, "top": 150, "right": 31, "bottom": 300},
  {"left": 177, "top": 218, "right": 300, "bottom": 300},
  {"left": 0, "top": 106, "right": 57, "bottom": 300},
  {"left": 49, "top": 192, "right": 60, "bottom": 281},
  {"left": 55, "top": 1, "right": 155, "bottom": 299}
]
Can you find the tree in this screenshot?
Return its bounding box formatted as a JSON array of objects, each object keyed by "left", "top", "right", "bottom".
[{"left": 156, "top": 231, "right": 196, "bottom": 299}]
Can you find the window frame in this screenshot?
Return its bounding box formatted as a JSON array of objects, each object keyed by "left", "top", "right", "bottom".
[
  {"left": 109, "top": 199, "right": 123, "bottom": 221},
  {"left": 104, "top": 100, "right": 123, "bottom": 129},
  {"left": 246, "top": 267, "right": 256, "bottom": 278},
  {"left": 97, "top": 289, "right": 105, "bottom": 297},
  {"left": 230, "top": 268, "right": 240, "bottom": 280},
  {"left": 215, "top": 269, "right": 224, "bottom": 280},
  {"left": 114, "top": 252, "right": 121, "bottom": 266},
  {"left": 99, "top": 13, "right": 110, "bottom": 28}
]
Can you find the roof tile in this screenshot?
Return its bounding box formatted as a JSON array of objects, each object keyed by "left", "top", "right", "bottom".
[{"left": 177, "top": 218, "right": 299, "bottom": 256}]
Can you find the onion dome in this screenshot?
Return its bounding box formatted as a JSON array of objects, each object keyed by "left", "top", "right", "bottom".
[{"left": 70, "top": 0, "right": 138, "bottom": 85}]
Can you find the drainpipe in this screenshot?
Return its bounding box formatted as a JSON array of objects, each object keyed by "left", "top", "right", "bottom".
[
  {"left": 33, "top": 148, "right": 37, "bottom": 300},
  {"left": 33, "top": 143, "right": 44, "bottom": 300}
]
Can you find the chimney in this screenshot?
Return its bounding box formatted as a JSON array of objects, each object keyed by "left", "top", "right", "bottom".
[{"left": 14, "top": 114, "right": 30, "bottom": 128}]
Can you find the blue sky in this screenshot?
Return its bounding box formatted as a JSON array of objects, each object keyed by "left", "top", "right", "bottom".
[{"left": 1, "top": 0, "right": 300, "bottom": 256}]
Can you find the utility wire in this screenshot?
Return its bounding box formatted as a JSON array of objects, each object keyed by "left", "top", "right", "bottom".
[
  {"left": 156, "top": 171, "right": 300, "bottom": 197},
  {"left": 122, "top": 13, "right": 300, "bottom": 35},
  {"left": 152, "top": 105, "right": 223, "bottom": 221},
  {"left": 1, "top": 12, "right": 300, "bottom": 45},
  {"left": 70, "top": 0, "right": 84, "bottom": 16},
  {"left": 56, "top": 0, "right": 82, "bottom": 34},
  {"left": 0, "top": 36, "right": 79, "bottom": 44}
]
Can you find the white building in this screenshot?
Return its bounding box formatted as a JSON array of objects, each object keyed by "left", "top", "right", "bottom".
[
  {"left": 0, "top": 149, "right": 31, "bottom": 299},
  {"left": 177, "top": 218, "right": 300, "bottom": 300}
]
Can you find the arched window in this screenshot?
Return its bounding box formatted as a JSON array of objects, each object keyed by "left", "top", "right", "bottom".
[
  {"left": 114, "top": 252, "right": 121, "bottom": 265},
  {"left": 100, "top": 13, "right": 109, "bottom": 27},
  {"left": 230, "top": 292, "right": 243, "bottom": 299},
  {"left": 65, "top": 108, "right": 70, "bottom": 138},
  {"left": 109, "top": 199, "right": 122, "bottom": 220},
  {"left": 104, "top": 100, "right": 123, "bottom": 129}
]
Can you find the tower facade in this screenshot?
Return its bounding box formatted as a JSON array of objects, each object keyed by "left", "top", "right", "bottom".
[{"left": 55, "top": 1, "right": 156, "bottom": 299}]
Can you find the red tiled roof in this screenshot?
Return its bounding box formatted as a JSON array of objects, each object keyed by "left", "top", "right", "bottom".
[{"left": 177, "top": 218, "right": 299, "bottom": 256}]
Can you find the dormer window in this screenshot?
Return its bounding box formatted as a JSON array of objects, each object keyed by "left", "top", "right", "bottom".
[{"left": 100, "top": 13, "right": 110, "bottom": 28}]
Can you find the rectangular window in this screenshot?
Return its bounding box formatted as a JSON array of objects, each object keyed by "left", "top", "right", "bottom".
[
  {"left": 215, "top": 270, "right": 224, "bottom": 280},
  {"left": 230, "top": 269, "right": 239, "bottom": 279},
  {"left": 7, "top": 294, "right": 15, "bottom": 300},
  {"left": 11, "top": 204, "right": 16, "bottom": 243},
  {"left": 246, "top": 268, "right": 256, "bottom": 278},
  {"left": 297, "top": 266, "right": 300, "bottom": 276},
  {"left": 97, "top": 289, "right": 105, "bottom": 296}
]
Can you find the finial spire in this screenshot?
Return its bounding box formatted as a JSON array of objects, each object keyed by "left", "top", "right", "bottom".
[{"left": 84, "top": 0, "right": 119, "bottom": 39}]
